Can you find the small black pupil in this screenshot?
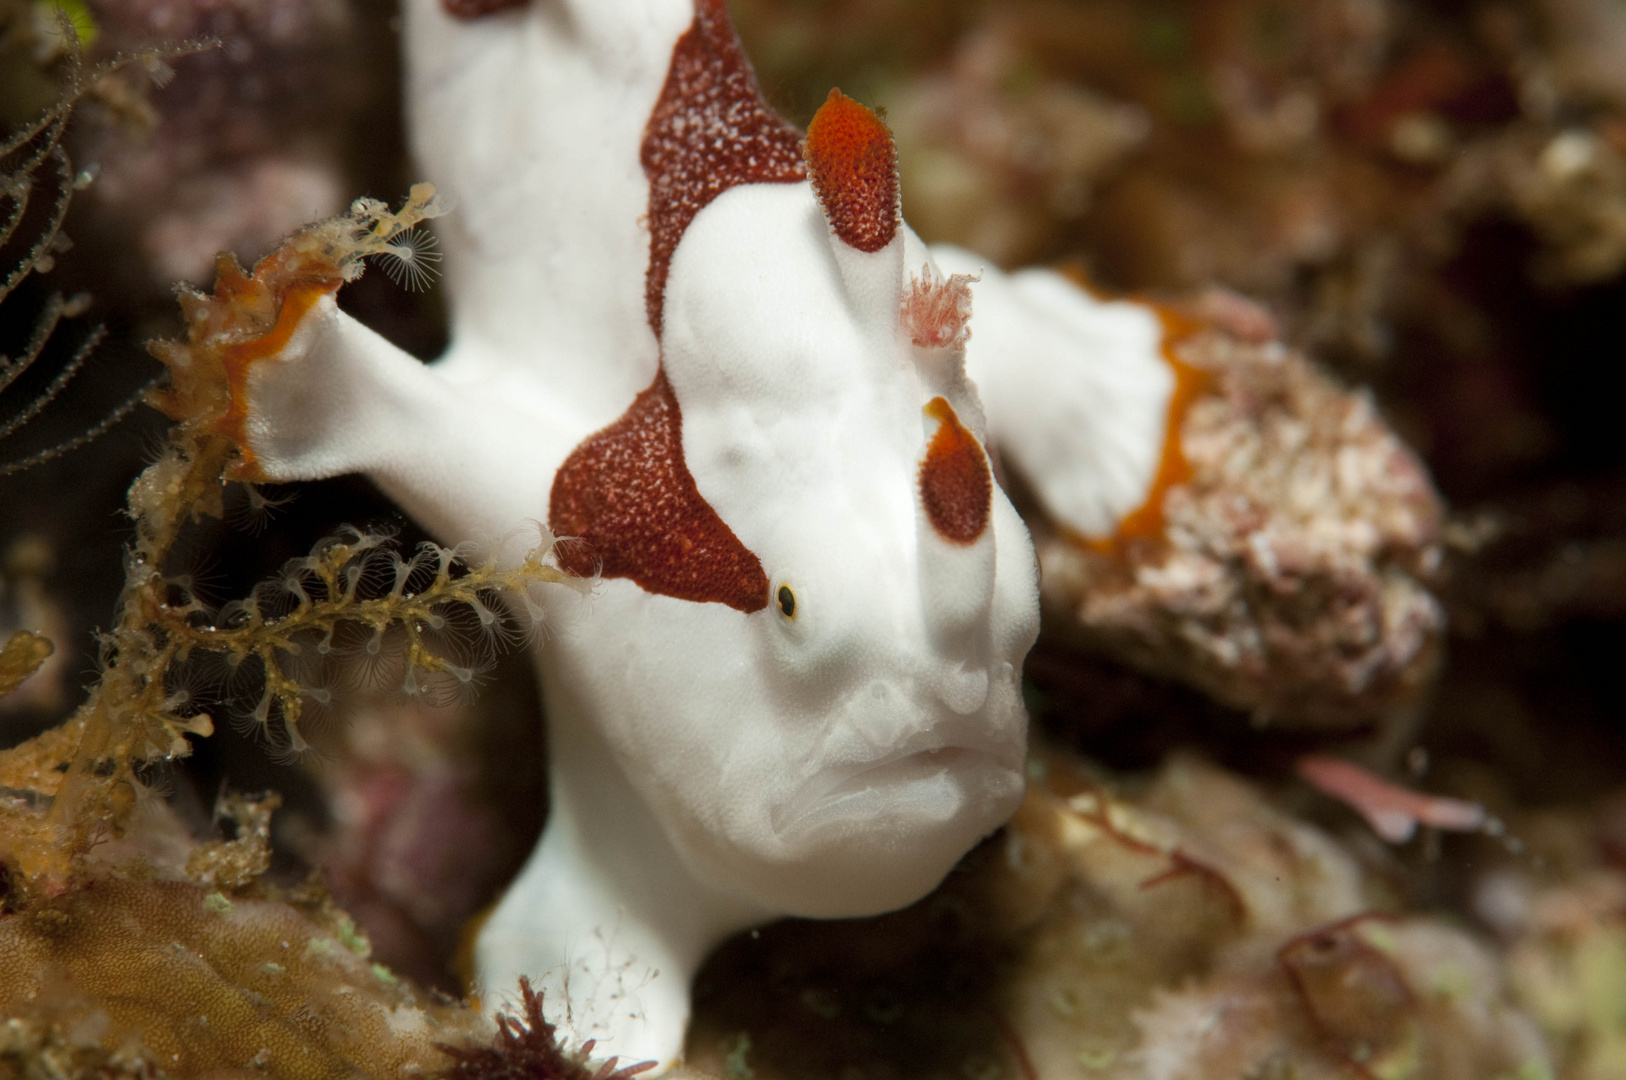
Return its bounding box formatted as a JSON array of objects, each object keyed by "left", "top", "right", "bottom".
[{"left": 777, "top": 586, "right": 795, "bottom": 618}]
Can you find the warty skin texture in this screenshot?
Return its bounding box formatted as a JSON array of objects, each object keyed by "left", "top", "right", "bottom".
[{"left": 225, "top": 0, "right": 1181, "bottom": 1069}]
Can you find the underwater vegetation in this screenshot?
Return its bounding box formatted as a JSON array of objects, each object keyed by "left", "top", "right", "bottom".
[
  {"left": 0, "top": 27, "right": 574, "bottom": 1075},
  {"left": 2, "top": 0, "right": 1626, "bottom": 1078}
]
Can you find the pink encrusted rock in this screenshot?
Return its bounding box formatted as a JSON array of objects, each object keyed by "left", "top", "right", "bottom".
[{"left": 1037, "top": 328, "right": 1446, "bottom": 727}]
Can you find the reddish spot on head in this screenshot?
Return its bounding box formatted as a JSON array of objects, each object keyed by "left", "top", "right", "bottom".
[
  {"left": 440, "top": 0, "right": 526, "bottom": 18},
  {"left": 920, "top": 398, "right": 992, "bottom": 545},
  {"left": 550, "top": 372, "right": 770, "bottom": 613},
  {"left": 804, "top": 88, "right": 899, "bottom": 254},
  {"left": 641, "top": 0, "right": 807, "bottom": 335}
]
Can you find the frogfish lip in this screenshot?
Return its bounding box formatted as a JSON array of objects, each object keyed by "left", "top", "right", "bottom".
[{"left": 771, "top": 711, "right": 1021, "bottom": 842}]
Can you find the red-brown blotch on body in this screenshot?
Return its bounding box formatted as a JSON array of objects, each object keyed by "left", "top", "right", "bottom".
[
  {"left": 640, "top": 0, "right": 806, "bottom": 333},
  {"left": 548, "top": 372, "right": 770, "bottom": 613},
  {"left": 439, "top": 0, "right": 525, "bottom": 18},
  {"left": 550, "top": 0, "right": 802, "bottom": 613}
]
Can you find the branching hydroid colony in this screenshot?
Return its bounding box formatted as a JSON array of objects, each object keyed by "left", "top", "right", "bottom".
[{"left": 0, "top": 161, "right": 572, "bottom": 899}]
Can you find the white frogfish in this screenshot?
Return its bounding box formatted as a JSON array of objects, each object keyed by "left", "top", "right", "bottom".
[{"left": 189, "top": 0, "right": 1211, "bottom": 1069}]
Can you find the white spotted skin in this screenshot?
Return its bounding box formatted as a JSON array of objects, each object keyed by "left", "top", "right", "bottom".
[{"left": 230, "top": 0, "right": 1176, "bottom": 1071}]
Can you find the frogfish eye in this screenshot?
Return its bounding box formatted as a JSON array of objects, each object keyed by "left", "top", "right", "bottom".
[{"left": 776, "top": 584, "right": 797, "bottom": 619}]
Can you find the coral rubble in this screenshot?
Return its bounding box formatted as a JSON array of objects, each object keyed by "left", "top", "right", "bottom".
[
  {"left": 1037, "top": 325, "right": 1444, "bottom": 727},
  {"left": 687, "top": 747, "right": 1560, "bottom": 1080}
]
